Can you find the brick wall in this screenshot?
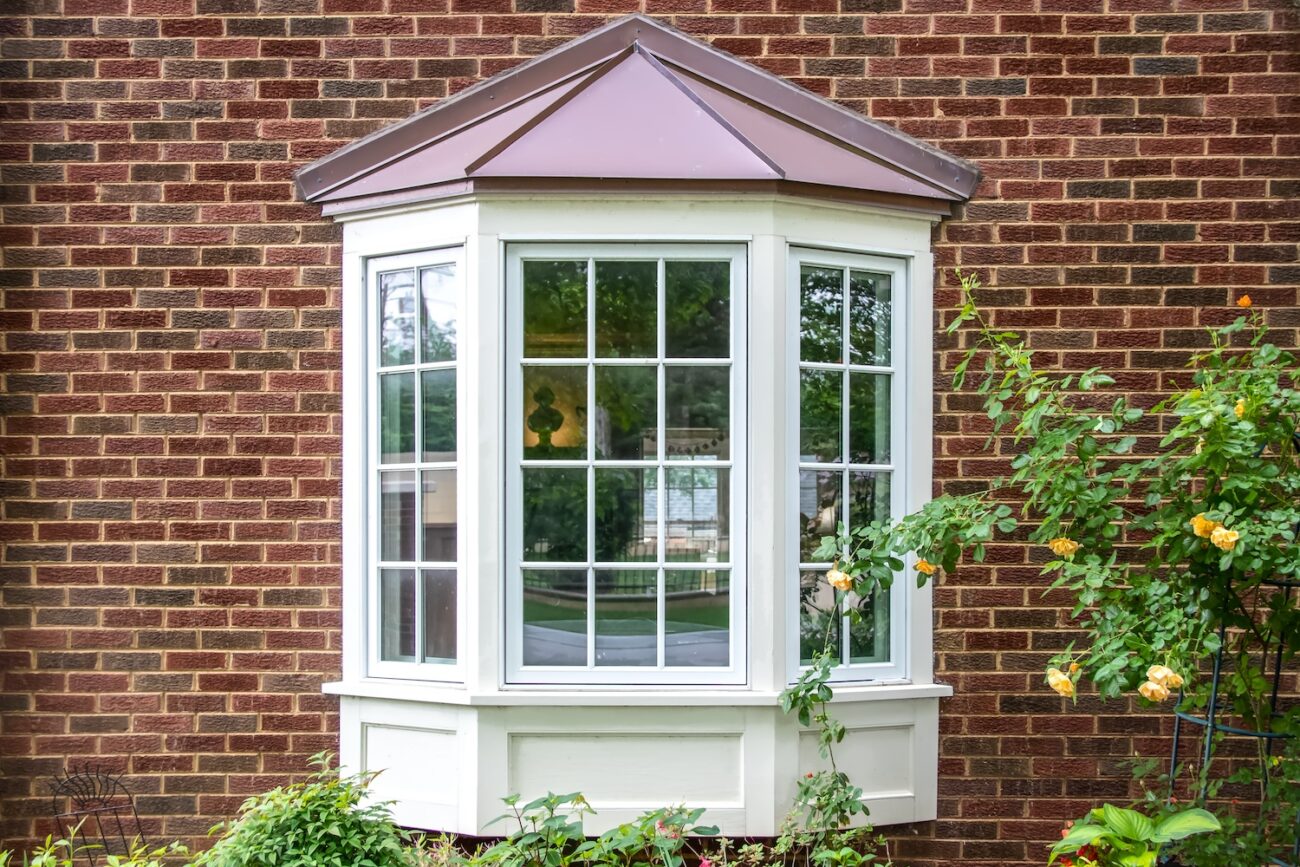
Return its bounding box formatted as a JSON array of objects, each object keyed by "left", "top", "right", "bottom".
[{"left": 1, "top": 1, "right": 1297, "bottom": 864}]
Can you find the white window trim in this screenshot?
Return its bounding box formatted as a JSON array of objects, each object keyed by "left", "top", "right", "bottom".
[
  {"left": 365, "top": 247, "right": 467, "bottom": 683},
  {"left": 786, "top": 246, "right": 911, "bottom": 685},
  {"left": 503, "top": 242, "right": 749, "bottom": 686}
]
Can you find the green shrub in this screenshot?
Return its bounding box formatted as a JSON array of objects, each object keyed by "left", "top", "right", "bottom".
[{"left": 192, "top": 751, "right": 410, "bottom": 867}]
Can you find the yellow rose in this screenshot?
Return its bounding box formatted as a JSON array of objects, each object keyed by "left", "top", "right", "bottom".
[
  {"left": 1210, "top": 526, "right": 1239, "bottom": 551},
  {"left": 1048, "top": 537, "right": 1080, "bottom": 558},
  {"left": 1234, "top": 399, "right": 1246, "bottom": 420},
  {"left": 915, "top": 558, "right": 937, "bottom": 576},
  {"left": 1046, "top": 668, "right": 1075, "bottom": 698},
  {"left": 1146, "top": 665, "right": 1184, "bottom": 690},
  {"left": 1138, "top": 680, "right": 1171, "bottom": 702},
  {"left": 825, "top": 566, "right": 852, "bottom": 592},
  {"left": 1069, "top": 662, "right": 1081, "bottom": 674},
  {"left": 1236, "top": 294, "right": 1252, "bottom": 308},
  {"left": 1189, "top": 513, "right": 1219, "bottom": 539}
]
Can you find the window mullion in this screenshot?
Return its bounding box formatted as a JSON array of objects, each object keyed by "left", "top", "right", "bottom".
[
  {"left": 586, "top": 257, "right": 596, "bottom": 669},
  {"left": 656, "top": 257, "right": 667, "bottom": 669}
]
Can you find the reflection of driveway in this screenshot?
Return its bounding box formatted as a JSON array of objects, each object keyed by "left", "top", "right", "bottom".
[{"left": 522, "top": 623, "right": 729, "bottom": 667}]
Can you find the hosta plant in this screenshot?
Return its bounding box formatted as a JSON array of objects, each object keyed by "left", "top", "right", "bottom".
[{"left": 1049, "top": 803, "right": 1220, "bottom": 867}]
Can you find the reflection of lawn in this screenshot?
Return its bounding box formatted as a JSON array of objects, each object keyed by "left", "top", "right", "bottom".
[{"left": 523, "top": 598, "right": 728, "bottom": 633}]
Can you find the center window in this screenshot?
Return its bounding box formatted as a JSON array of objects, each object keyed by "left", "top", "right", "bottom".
[{"left": 505, "top": 244, "right": 747, "bottom": 686}]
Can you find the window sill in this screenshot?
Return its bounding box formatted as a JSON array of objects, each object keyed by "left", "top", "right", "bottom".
[{"left": 323, "top": 678, "right": 952, "bottom": 706}]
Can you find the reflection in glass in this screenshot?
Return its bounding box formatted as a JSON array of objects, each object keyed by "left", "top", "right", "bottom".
[
  {"left": 523, "top": 365, "right": 587, "bottom": 459},
  {"left": 800, "top": 265, "right": 842, "bottom": 364},
  {"left": 595, "top": 569, "right": 657, "bottom": 666},
  {"left": 595, "top": 469, "right": 656, "bottom": 562},
  {"left": 524, "top": 260, "right": 587, "bottom": 358},
  {"left": 522, "top": 468, "right": 586, "bottom": 562},
  {"left": 848, "top": 588, "right": 888, "bottom": 664},
  {"left": 420, "top": 263, "right": 457, "bottom": 363},
  {"left": 799, "top": 569, "right": 839, "bottom": 665},
  {"left": 665, "top": 570, "right": 729, "bottom": 667},
  {"left": 594, "top": 365, "right": 656, "bottom": 460},
  {"left": 595, "top": 261, "right": 657, "bottom": 358},
  {"left": 849, "top": 373, "right": 890, "bottom": 464},
  {"left": 799, "top": 368, "right": 841, "bottom": 464},
  {"left": 665, "top": 260, "right": 729, "bottom": 358},
  {"left": 380, "top": 568, "right": 416, "bottom": 661},
  {"left": 380, "top": 372, "right": 415, "bottom": 464},
  {"left": 379, "top": 269, "right": 416, "bottom": 367},
  {"left": 522, "top": 569, "right": 587, "bottom": 666},
  {"left": 798, "top": 470, "right": 841, "bottom": 561},
  {"left": 849, "top": 471, "right": 890, "bottom": 529},
  {"left": 422, "top": 569, "right": 456, "bottom": 662},
  {"left": 421, "top": 368, "right": 455, "bottom": 462},
  {"left": 380, "top": 470, "right": 416, "bottom": 562},
  {"left": 665, "top": 366, "right": 729, "bottom": 460},
  {"left": 664, "top": 467, "right": 728, "bottom": 563},
  {"left": 421, "top": 469, "right": 456, "bottom": 562},
  {"left": 848, "top": 270, "right": 890, "bottom": 366}
]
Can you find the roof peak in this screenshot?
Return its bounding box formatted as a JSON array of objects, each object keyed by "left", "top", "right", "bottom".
[{"left": 297, "top": 14, "right": 979, "bottom": 215}]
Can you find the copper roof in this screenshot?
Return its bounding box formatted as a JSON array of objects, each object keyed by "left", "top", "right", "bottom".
[{"left": 296, "top": 15, "right": 980, "bottom": 216}]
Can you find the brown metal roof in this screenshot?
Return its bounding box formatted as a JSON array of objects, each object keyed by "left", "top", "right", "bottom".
[{"left": 296, "top": 15, "right": 980, "bottom": 216}]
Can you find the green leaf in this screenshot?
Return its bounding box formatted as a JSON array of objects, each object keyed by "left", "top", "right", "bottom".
[
  {"left": 1152, "top": 807, "right": 1221, "bottom": 842},
  {"left": 1101, "top": 803, "right": 1154, "bottom": 842}
]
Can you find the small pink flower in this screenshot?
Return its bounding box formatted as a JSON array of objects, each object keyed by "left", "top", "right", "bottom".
[{"left": 701, "top": 860, "right": 713, "bottom": 867}]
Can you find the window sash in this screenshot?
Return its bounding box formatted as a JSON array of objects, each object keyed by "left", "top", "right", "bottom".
[
  {"left": 366, "top": 247, "right": 465, "bottom": 682},
  {"left": 505, "top": 243, "right": 748, "bottom": 686},
  {"left": 788, "top": 247, "right": 908, "bottom": 684}
]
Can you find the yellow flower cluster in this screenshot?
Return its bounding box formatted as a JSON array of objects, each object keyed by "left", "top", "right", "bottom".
[
  {"left": 1138, "top": 664, "right": 1184, "bottom": 703},
  {"left": 1046, "top": 667, "right": 1075, "bottom": 698},
  {"left": 1189, "top": 513, "right": 1239, "bottom": 551},
  {"left": 1047, "top": 537, "right": 1080, "bottom": 558},
  {"left": 825, "top": 565, "right": 852, "bottom": 592}
]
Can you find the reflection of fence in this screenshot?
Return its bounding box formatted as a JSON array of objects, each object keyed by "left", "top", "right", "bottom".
[{"left": 523, "top": 571, "right": 728, "bottom": 599}]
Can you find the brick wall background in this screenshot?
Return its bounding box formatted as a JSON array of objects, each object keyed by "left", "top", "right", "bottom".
[{"left": 1, "top": 1, "right": 1297, "bottom": 864}]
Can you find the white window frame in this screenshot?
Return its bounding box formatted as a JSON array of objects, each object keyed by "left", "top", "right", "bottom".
[
  {"left": 504, "top": 242, "right": 749, "bottom": 686},
  {"left": 366, "top": 247, "right": 467, "bottom": 682},
  {"left": 786, "top": 246, "right": 909, "bottom": 684}
]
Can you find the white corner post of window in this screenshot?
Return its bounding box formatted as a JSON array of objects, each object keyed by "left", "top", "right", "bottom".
[{"left": 326, "top": 196, "right": 951, "bottom": 838}]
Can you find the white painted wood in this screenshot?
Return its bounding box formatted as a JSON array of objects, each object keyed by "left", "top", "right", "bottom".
[{"left": 331, "top": 191, "right": 949, "bottom": 832}]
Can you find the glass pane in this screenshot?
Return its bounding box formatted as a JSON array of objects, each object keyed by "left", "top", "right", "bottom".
[
  {"left": 799, "top": 569, "right": 840, "bottom": 666},
  {"left": 665, "top": 467, "right": 728, "bottom": 563},
  {"left": 665, "top": 366, "right": 729, "bottom": 461},
  {"left": 523, "top": 365, "right": 587, "bottom": 460},
  {"left": 595, "top": 468, "right": 656, "bottom": 562},
  {"left": 421, "top": 469, "right": 457, "bottom": 562},
  {"left": 848, "top": 587, "right": 889, "bottom": 664},
  {"left": 665, "top": 260, "right": 729, "bottom": 358},
  {"left": 380, "top": 568, "right": 416, "bottom": 661},
  {"left": 849, "top": 270, "right": 890, "bottom": 366},
  {"left": 379, "top": 372, "right": 415, "bottom": 464},
  {"left": 422, "top": 569, "right": 456, "bottom": 662},
  {"left": 595, "top": 260, "right": 657, "bottom": 358},
  {"left": 800, "top": 265, "right": 842, "bottom": 364},
  {"left": 798, "top": 470, "right": 841, "bottom": 562},
  {"left": 848, "top": 373, "right": 891, "bottom": 464},
  {"left": 594, "top": 569, "right": 657, "bottom": 667},
  {"left": 420, "top": 263, "right": 457, "bottom": 363},
  {"left": 799, "top": 368, "right": 841, "bottom": 464},
  {"left": 522, "top": 468, "right": 586, "bottom": 562},
  {"left": 524, "top": 260, "right": 587, "bottom": 358},
  {"left": 522, "top": 569, "right": 587, "bottom": 666},
  {"left": 849, "top": 471, "right": 890, "bottom": 530},
  {"left": 421, "top": 368, "right": 456, "bottom": 462},
  {"left": 665, "top": 569, "right": 729, "bottom": 667},
  {"left": 379, "top": 269, "right": 416, "bottom": 367},
  {"left": 594, "top": 365, "right": 657, "bottom": 460},
  {"left": 379, "top": 470, "right": 416, "bottom": 562}
]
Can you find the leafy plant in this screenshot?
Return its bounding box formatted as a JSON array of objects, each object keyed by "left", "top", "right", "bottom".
[
  {"left": 192, "top": 751, "right": 409, "bottom": 867},
  {"left": 1049, "top": 803, "right": 1220, "bottom": 867},
  {"left": 0, "top": 833, "right": 189, "bottom": 867}
]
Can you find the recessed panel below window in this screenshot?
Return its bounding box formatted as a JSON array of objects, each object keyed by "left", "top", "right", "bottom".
[
  {"left": 522, "top": 569, "right": 588, "bottom": 667},
  {"left": 665, "top": 570, "right": 729, "bottom": 668}
]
